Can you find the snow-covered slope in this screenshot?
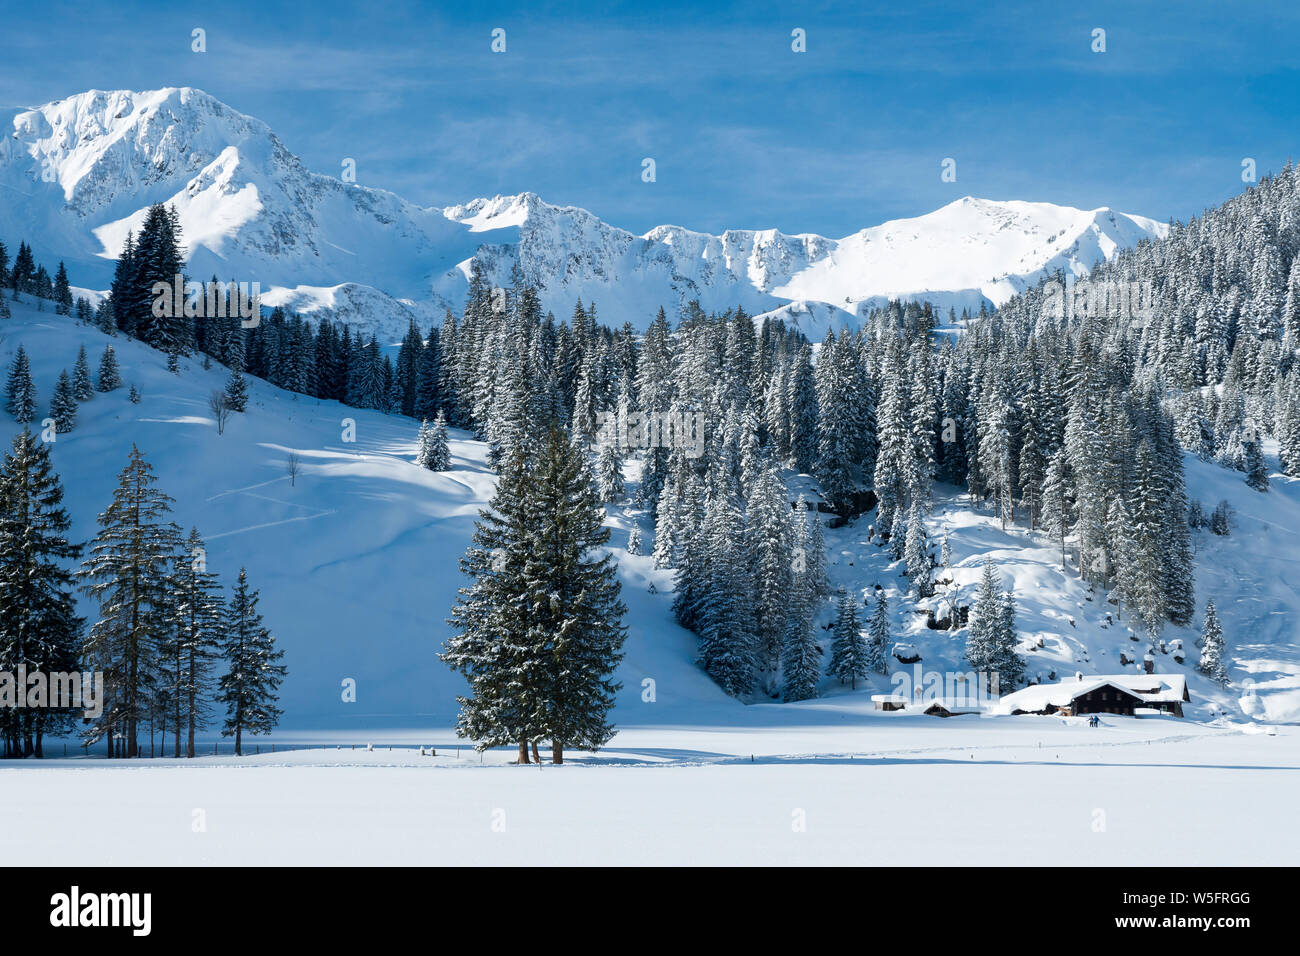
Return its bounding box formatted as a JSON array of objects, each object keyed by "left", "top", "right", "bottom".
[
  {"left": 0, "top": 297, "right": 730, "bottom": 728},
  {"left": 2, "top": 88, "right": 1167, "bottom": 340},
  {"left": 805, "top": 460, "right": 1300, "bottom": 725}
]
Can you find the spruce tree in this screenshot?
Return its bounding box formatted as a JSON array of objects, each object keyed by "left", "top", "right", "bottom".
[
  {"left": 0, "top": 430, "right": 83, "bottom": 757},
  {"left": 217, "top": 568, "right": 285, "bottom": 755},
  {"left": 53, "top": 262, "right": 73, "bottom": 315},
  {"left": 867, "top": 590, "right": 890, "bottom": 675},
  {"left": 442, "top": 452, "right": 540, "bottom": 761},
  {"left": 49, "top": 369, "right": 77, "bottom": 434},
  {"left": 96, "top": 345, "right": 122, "bottom": 392},
  {"left": 597, "top": 436, "right": 625, "bottom": 503},
  {"left": 991, "top": 581, "right": 1026, "bottom": 692},
  {"left": 748, "top": 466, "right": 795, "bottom": 695},
  {"left": 780, "top": 605, "right": 821, "bottom": 702},
  {"left": 828, "top": 590, "right": 869, "bottom": 689},
  {"left": 1198, "top": 599, "right": 1229, "bottom": 685},
  {"left": 966, "top": 559, "right": 1024, "bottom": 693},
  {"left": 526, "top": 429, "right": 628, "bottom": 762},
  {"left": 696, "top": 473, "right": 756, "bottom": 697},
  {"left": 414, "top": 419, "right": 435, "bottom": 469},
  {"left": 873, "top": 353, "right": 911, "bottom": 534},
  {"left": 787, "top": 344, "right": 818, "bottom": 472},
  {"left": 167, "top": 528, "right": 224, "bottom": 758},
  {"left": 72, "top": 345, "right": 94, "bottom": 401},
  {"left": 903, "top": 501, "right": 933, "bottom": 596},
  {"left": 427, "top": 410, "right": 451, "bottom": 470},
  {"left": 78, "top": 446, "right": 179, "bottom": 757},
  {"left": 224, "top": 366, "right": 248, "bottom": 413},
  {"left": 443, "top": 429, "right": 627, "bottom": 764},
  {"left": 5, "top": 346, "right": 36, "bottom": 423},
  {"left": 627, "top": 524, "right": 642, "bottom": 555},
  {"left": 1244, "top": 436, "right": 1270, "bottom": 492}
]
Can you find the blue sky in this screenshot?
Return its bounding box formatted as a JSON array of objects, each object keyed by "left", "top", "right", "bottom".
[{"left": 3, "top": 0, "right": 1298, "bottom": 236}]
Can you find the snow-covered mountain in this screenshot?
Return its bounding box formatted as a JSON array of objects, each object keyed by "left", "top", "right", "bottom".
[{"left": 2, "top": 87, "right": 1168, "bottom": 340}]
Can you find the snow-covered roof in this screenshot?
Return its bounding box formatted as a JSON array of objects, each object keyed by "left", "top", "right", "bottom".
[
  {"left": 923, "top": 698, "right": 983, "bottom": 714},
  {"left": 997, "top": 678, "right": 1144, "bottom": 714},
  {"left": 871, "top": 694, "right": 908, "bottom": 703},
  {"left": 1103, "top": 673, "right": 1188, "bottom": 703},
  {"left": 997, "top": 674, "right": 1189, "bottom": 713}
]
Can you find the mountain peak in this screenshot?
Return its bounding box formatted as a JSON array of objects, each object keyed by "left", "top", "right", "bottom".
[{"left": 2, "top": 87, "right": 1168, "bottom": 340}]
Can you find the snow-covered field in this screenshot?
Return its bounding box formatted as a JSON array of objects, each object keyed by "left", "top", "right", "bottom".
[{"left": 5, "top": 719, "right": 1294, "bottom": 865}]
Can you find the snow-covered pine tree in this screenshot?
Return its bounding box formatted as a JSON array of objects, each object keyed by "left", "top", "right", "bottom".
[
  {"left": 1040, "top": 447, "right": 1073, "bottom": 571},
  {"left": 1104, "top": 497, "right": 1137, "bottom": 620},
  {"left": 697, "top": 471, "right": 757, "bottom": 697},
  {"left": 780, "top": 604, "right": 821, "bottom": 702},
  {"left": 1198, "top": 599, "right": 1229, "bottom": 685},
  {"left": 787, "top": 344, "right": 818, "bottom": 472},
  {"left": 627, "top": 524, "right": 642, "bottom": 555},
  {"left": 217, "top": 568, "right": 286, "bottom": 756},
  {"left": 442, "top": 452, "right": 542, "bottom": 761},
  {"left": 96, "top": 345, "right": 122, "bottom": 392},
  {"left": 78, "top": 445, "right": 179, "bottom": 757},
  {"left": 990, "top": 581, "right": 1026, "bottom": 692},
  {"left": 166, "top": 527, "right": 224, "bottom": 758},
  {"left": 53, "top": 261, "right": 72, "bottom": 315},
  {"left": 747, "top": 464, "right": 794, "bottom": 695},
  {"left": 0, "top": 429, "right": 83, "bottom": 756},
  {"left": 867, "top": 589, "right": 890, "bottom": 675},
  {"left": 427, "top": 410, "right": 451, "bottom": 470},
  {"left": 597, "top": 434, "right": 625, "bottom": 503},
  {"left": 4, "top": 346, "right": 36, "bottom": 423},
  {"left": 444, "top": 430, "right": 628, "bottom": 763},
  {"left": 414, "top": 418, "right": 432, "bottom": 466},
  {"left": 49, "top": 369, "right": 77, "bottom": 434},
  {"left": 904, "top": 500, "right": 932, "bottom": 596},
  {"left": 873, "top": 345, "right": 911, "bottom": 535},
  {"left": 828, "top": 589, "right": 869, "bottom": 689},
  {"left": 414, "top": 325, "right": 442, "bottom": 421},
  {"left": 814, "top": 330, "right": 862, "bottom": 513},
  {"left": 965, "top": 559, "right": 1002, "bottom": 690},
  {"left": 671, "top": 475, "right": 711, "bottom": 632},
  {"left": 805, "top": 508, "right": 830, "bottom": 606},
  {"left": 1129, "top": 439, "right": 1168, "bottom": 645},
  {"left": 72, "top": 345, "right": 94, "bottom": 401},
  {"left": 224, "top": 366, "right": 248, "bottom": 413},
  {"left": 1244, "top": 435, "right": 1270, "bottom": 491},
  {"left": 520, "top": 428, "right": 628, "bottom": 763}
]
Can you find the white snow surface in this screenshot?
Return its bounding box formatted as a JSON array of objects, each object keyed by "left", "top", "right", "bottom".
[
  {"left": 2, "top": 87, "right": 1167, "bottom": 340},
  {"left": 4, "top": 722, "right": 1296, "bottom": 865}
]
